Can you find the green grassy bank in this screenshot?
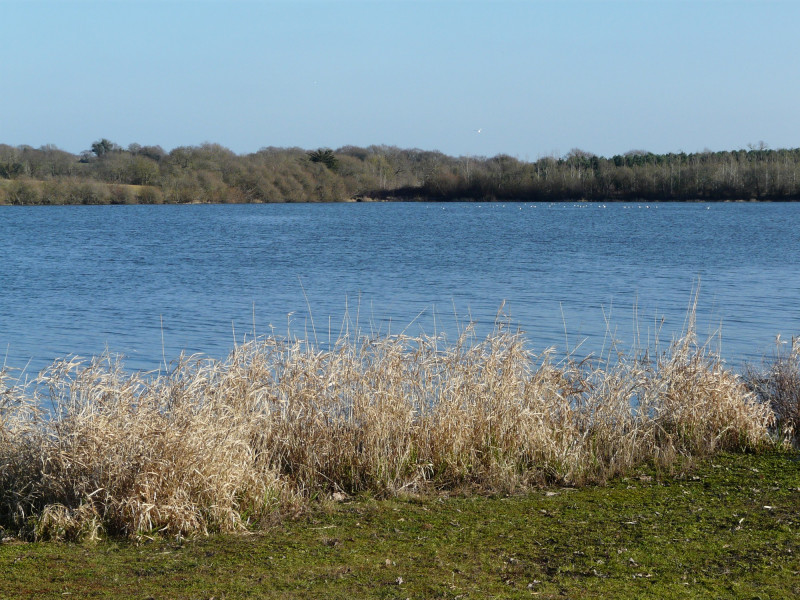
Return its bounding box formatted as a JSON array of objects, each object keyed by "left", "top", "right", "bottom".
[{"left": 1, "top": 450, "right": 798, "bottom": 599}]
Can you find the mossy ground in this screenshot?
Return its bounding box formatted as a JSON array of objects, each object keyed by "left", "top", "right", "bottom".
[{"left": 1, "top": 451, "right": 798, "bottom": 599}]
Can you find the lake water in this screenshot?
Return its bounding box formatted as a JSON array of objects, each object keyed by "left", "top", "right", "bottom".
[{"left": 1, "top": 202, "right": 798, "bottom": 377}]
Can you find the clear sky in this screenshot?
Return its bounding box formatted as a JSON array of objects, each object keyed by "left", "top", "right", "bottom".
[{"left": 2, "top": 0, "right": 798, "bottom": 159}]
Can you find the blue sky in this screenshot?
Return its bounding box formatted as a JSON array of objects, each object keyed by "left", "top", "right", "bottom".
[{"left": 2, "top": 0, "right": 798, "bottom": 159}]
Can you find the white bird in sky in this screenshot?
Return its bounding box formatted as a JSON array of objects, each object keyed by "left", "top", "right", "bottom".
[{"left": 475, "top": 128, "right": 482, "bottom": 134}]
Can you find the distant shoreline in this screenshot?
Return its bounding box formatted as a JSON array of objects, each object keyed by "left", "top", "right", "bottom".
[
  {"left": 3, "top": 142, "right": 800, "bottom": 205},
  {"left": 1, "top": 177, "right": 797, "bottom": 207},
  {"left": 1, "top": 187, "right": 794, "bottom": 206}
]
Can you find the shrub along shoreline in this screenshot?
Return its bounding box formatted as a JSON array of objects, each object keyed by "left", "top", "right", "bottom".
[{"left": 0, "top": 318, "right": 796, "bottom": 541}]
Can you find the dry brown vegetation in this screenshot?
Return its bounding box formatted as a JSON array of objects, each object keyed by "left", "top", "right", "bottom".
[
  {"left": 744, "top": 336, "right": 800, "bottom": 443},
  {"left": 0, "top": 317, "right": 784, "bottom": 541}
]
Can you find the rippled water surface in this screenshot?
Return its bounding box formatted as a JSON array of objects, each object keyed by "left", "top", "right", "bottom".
[{"left": 1, "top": 202, "right": 798, "bottom": 375}]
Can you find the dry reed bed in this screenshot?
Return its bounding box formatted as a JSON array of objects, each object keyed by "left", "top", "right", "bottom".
[
  {"left": 745, "top": 336, "right": 800, "bottom": 442},
  {"left": 0, "top": 325, "right": 781, "bottom": 540}
]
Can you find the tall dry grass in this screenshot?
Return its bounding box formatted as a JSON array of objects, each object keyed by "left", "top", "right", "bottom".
[
  {"left": 0, "top": 354, "right": 297, "bottom": 540},
  {"left": 744, "top": 336, "right": 800, "bottom": 444},
  {"left": 0, "top": 318, "right": 777, "bottom": 541}
]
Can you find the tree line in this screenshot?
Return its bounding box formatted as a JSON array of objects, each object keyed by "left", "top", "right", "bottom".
[{"left": 1, "top": 139, "right": 799, "bottom": 205}]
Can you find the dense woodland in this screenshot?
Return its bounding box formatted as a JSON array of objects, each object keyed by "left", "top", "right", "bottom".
[{"left": 2, "top": 139, "right": 800, "bottom": 204}]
